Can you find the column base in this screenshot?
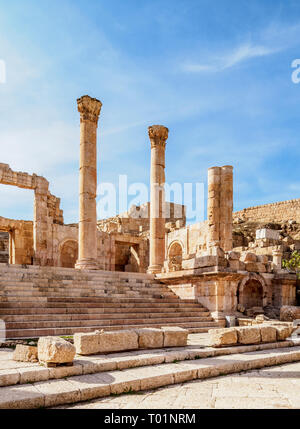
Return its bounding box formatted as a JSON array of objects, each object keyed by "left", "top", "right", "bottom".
[
  {"left": 147, "top": 265, "right": 163, "bottom": 274},
  {"left": 75, "top": 258, "right": 99, "bottom": 270}
]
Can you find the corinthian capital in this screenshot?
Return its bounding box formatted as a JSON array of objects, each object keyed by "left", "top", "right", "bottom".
[
  {"left": 148, "top": 125, "right": 169, "bottom": 148},
  {"left": 77, "top": 95, "right": 102, "bottom": 124}
]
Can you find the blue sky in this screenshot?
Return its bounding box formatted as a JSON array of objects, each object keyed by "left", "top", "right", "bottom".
[{"left": 0, "top": 0, "right": 300, "bottom": 223}]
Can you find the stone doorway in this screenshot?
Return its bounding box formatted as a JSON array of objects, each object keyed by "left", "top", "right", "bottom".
[
  {"left": 168, "top": 242, "right": 183, "bottom": 272},
  {"left": 115, "top": 242, "right": 139, "bottom": 272},
  {"left": 60, "top": 240, "right": 78, "bottom": 268},
  {"left": 0, "top": 231, "right": 9, "bottom": 263},
  {"left": 238, "top": 278, "right": 264, "bottom": 309}
]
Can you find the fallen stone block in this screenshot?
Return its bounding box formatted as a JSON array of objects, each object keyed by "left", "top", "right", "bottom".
[
  {"left": 208, "top": 328, "right": 238, "bottom": 347},
  {"left": 13, "top": 345, "right": 38, "bottom": 363},
  {"left": 161, "top": 327, "right": 188, "bottom": 347},
  {"left": 236, "top": 327, "right": 261, "bottom": 345},
  {"left": 74, "top": 330, "right": 139, "bottom": 355},
  {"left": 135, "top": 328, "right": 163, "bottom": 349},
  {"left": 260, "top": 326, "right": 277, "bottom": 343},
  {"left": 38, "top": 337, "right": 76, "bottom": 366}
]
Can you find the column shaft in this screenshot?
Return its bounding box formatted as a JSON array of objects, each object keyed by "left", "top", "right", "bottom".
[
  {"left": 75, "top": 95, "right": 102, "bottom": 270},
  {"left": 148, "top": 125, "right": 169, "bottom": 274}
]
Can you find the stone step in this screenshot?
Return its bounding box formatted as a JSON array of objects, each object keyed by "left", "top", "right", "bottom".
[
  {"left": 0, "top": 306, "right": 208, "bottom": 315},
  {"left": 1, "top": 291, "right": 176, "bottom": 300},
  {"left": 0, "top": 301, "right": 203, "bottom": 309},
  {"left": 1, "top": 345, "right": 300, "bottom": 408},
  {"left": 1, "top": 338, "right": 299, "bottom": 388},
  {"left": 1, "top": 296, "right": 199, "bottom": 303},
  {"left": 5, "top": 321, "right": 221, "bottom": 338},
  {"left": 2, "top": 312, "right": 212, "bottom": 322},
  {"left": 5, "top": 316, "right": 214, "bottom": 329}
]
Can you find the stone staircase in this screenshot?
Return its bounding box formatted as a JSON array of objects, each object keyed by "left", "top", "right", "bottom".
[{"left": 0, "top": 264, "right": 222, "bottom": 339}]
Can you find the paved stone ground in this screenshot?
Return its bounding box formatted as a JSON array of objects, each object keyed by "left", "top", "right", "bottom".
[{"left": 57, "top": 361, "right": 300, "bottom": 409}]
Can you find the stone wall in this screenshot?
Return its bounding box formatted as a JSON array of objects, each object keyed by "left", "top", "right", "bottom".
[
  {"left": 0, "top": 217, "right": 34, "bottom": 265},
  {"left": 234, "top": 199, "right": 300, "bottom": 224},
  {"left": 97, "top": 202, "right": 186, "bottom": 236},
  {"left": 166, "top": 221, "right": 209, "bottom": 258},
  {"left": 0, "top": 232, "right": 9, "bottom": 263}
]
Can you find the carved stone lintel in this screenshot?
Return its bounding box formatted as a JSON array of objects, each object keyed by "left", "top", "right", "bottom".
[
  {"left": 77, "top": 95, "right": 102, "bottom": 124},
  {"left": 148, "top": 125, "right": 169, "bottom": 148}
]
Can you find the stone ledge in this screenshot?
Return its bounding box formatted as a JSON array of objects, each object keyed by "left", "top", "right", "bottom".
[
  {"left": 1, "top": 338, "right": 300, "bottom": 388},
  {"left": 1, "top": 345, "right": 300, "bottom": 408}
]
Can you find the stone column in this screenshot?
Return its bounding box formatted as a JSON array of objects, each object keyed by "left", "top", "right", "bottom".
[
  {"left": 147, "top": 125, "right": 169, "bottom": 274},
  {"left": 75, "top": 95, "right": 102, "bottom": 270},
  {"left": 272, "top": 249, "right": 283, "bottom": 271},
  {"left": 207, "top": 165, "right": 233, "bottom": 253},
  {"left": 33, "top": 176, "right": 50, "bottom": 266},
  {"left": 207, "top": 167, "right": 221, "bottom": 249},
  {"left": 220, "top": 165, "right": 233, "bottom": 252}
]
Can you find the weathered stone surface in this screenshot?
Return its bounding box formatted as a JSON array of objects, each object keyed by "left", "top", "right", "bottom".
[
  {"left": 208, "top": 328, "right": 238, "bottom": 347},
  {"left": 136, "top": 328, "right": 163, "bottom": 349},
  {"left": 13, "top": 345, "right": 38, "bottom": 363},
  {"left": 260, "top": 326, "right": 277, "bottom": 343},
  {"left": 245, "top": 262, "right": 266, "bottom": 273},
  {"left": 237, "top": 327, "right": 261, "bottom": 345},
  {"left": 74, "top": 330, "right": 139, "bottom": 355},
  {"left": 255, "top": 314, "right": 270, "bottom": 324},
  {"left": 73, "top": 333, "right": 100, "bottom": 356},
  {"left": 161, "top": 327, "right": 188, "bottom": 347},
  {"left": 275, "top": 326, "right": 292, "bottom": 341},
  {"left": 242, "top": 253, "right": 257, "bottom": 263},
  {"left": 280, "top": 306, "right": 300, "bottom": 322},
  {"left": 38, "top": 337, "right": 75, "bottom": 364},
  {"left": 228, "top": 251, "right": 240, "bottom": 260}
]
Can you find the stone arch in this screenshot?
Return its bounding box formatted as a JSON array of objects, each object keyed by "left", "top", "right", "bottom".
[
  {"left": 237, "top": 273, "right": 268, "bottom": 309},
  {"left": 59, "top": 239, "right": 78, "bottom": 268},
  {"left": 168, "top": 240, "right": 183, "bottom": 272}
]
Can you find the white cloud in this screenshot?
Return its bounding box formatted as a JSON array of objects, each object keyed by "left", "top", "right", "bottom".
[{"left": 182, "top": 42, "right": 279, "bottom": 74}]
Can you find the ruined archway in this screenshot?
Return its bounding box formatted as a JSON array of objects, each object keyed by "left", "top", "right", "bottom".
[
  {"left": 168, "top": 241, "right": 183, "bottom": 272},
  {"left": 59, "top": 240, "right": 78, "bottom": 268},
  {"left": 238, "top": 273, "right": 267, "bottom": 310}
]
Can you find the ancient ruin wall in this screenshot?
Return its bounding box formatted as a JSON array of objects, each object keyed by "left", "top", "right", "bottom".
[{"left": 234, "top": 199, "right": 300, "bottom": 224}]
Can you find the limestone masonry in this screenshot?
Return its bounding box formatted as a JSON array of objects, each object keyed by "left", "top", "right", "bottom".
[{"left": 0, "top": 94, "right": 299, "bottom": 339}]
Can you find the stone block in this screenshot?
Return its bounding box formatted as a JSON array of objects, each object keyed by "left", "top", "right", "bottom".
[
  {"left": 208, "top": 328, "right": 238, "bottom": 347},
  {"left": 245, "top": 262, "right": 266, "bottom": 273},
  {"left": 257, "top": 255, "right": 269, "bottom": 264},
  {"left": 73, "top": 332, "right": 100, "bottom": 355},
  {"left": 74, "top": 330, "right": 139, "bottom": 355},
  {"left": 280, "top": 306, "right": 300, "bottom": 322},
  {"left": 256, "top": 229, "right": 280, "bottom": 241},
  {"left": 13, "top": 345, "right": 38, "bottom": 363},
  {"left": 228, "top": 251, "right": 240, "bottom": 260},
  {"left": 135, "top": 328, "right": 163, "bottom": 349},
  {"left": 38, "top": 337, "right": 76, "bottom": 365},
  {"left": 275, "top": 326, "right": 292, "bottom": 341},
  {"left": 236, "top": 327, "right": 261, "bottom": 345},
  {"left": 242, "top": 253, "right": 257, "bottom": 263},
  {"left": 161, "top": 327, "right": 188, "bottom": 347},
  {"left": 260, "top": 326, "right": 277, "bottom": 343}
]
